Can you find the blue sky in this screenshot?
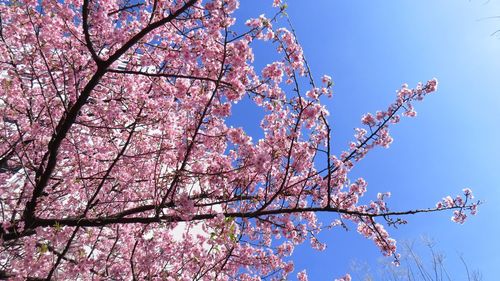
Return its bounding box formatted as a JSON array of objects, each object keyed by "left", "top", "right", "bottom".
[{"left": 233, "top": 0, "right": 500, "bottom": 280}]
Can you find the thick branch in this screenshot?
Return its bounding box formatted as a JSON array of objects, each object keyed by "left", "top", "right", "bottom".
[{"left": 22, "top": 0, "right": 198, "bottom": 227}]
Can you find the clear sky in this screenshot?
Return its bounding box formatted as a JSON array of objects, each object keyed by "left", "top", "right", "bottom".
[{"left": 233, "top": 0, "right": 500, "bottom": 280}]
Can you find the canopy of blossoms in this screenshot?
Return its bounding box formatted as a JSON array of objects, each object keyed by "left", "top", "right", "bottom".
[{"left": 0, "top": 0, "right": 478, "bottom": 280}]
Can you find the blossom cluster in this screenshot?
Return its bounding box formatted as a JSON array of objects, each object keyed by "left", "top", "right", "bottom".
[
  {"left": 436, "top": 188, "right": 478, "bottom": 224},
  {"left": 0, "top": 0, "right": 476, "bottom": 280},
  {"left": 348, "top": 79, "right": 439, "bottom": 163}
]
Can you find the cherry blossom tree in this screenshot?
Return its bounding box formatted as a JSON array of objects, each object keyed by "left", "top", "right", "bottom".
[{"left": 0, "top": 0, "right": 479, "bottom": 280}]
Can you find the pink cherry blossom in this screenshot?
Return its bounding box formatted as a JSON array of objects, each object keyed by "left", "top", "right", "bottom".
[
  {"left": 361, "top": 113, "right": 377, "bottom": 126},
  {"left": 297, "top": 270, "right": 309, "bottom": 281},
  {"left": 0, "top": 1, "right": 477, "bottom": 280}
]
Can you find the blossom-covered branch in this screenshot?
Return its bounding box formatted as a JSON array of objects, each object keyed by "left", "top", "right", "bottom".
[{"left": 0, "top": 0, "right": 477, "bottom": 280}]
